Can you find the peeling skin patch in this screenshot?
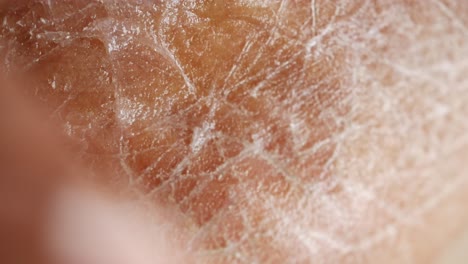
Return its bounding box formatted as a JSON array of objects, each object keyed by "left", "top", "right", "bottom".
[
  {"left": 2, "top": 0, "right": 468, "bottom": 263},
  {"left": 191, "top": 121, "right": 215, "bottom": 154}
]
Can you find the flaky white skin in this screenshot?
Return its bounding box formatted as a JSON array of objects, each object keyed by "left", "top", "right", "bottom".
[{"left": 1, "top": 1, "right": 468, "bottom": 263}]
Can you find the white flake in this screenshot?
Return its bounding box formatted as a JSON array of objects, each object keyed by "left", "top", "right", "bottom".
[{"left": 190, "top": 121, "right": 215, "bottom": 154}]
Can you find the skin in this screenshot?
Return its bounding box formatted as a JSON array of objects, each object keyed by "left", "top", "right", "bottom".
[{"left": 1, "top": 0, "right": 468, "bottom": 263}]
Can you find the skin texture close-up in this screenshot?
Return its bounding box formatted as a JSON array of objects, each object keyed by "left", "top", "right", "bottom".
[{"left": 1, "top": 0, "right": 468, "bottom": 263}]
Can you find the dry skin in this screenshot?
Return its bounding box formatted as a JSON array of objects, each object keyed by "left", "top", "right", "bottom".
[{"left": 1, "top": 0, "right": 468, "bottom": 263}]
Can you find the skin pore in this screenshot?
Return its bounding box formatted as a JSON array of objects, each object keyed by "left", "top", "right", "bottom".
[{"left": 1, "top": 0, "right": 468, "bottom": 263}]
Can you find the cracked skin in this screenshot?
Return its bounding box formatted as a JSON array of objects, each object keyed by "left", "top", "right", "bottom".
[{"left": 2, "top": 0, "right": 468, "bottom": 263}]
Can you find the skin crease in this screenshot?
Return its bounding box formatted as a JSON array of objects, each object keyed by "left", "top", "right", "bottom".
[{"left": 1, "top": 0, "right": 468, "bottom": 263}]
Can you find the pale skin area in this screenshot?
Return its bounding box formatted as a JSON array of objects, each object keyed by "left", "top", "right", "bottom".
[{"left": 0, "top": 0, "right": 468, "bottom": 263}]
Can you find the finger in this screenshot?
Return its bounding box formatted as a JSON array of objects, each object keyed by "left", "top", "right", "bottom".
[
  {"left": 0, "top": 76, "right": 73, "bottom": 264},
  {"left": 0, "top": 77, "right": 187, "bottom": 264}
]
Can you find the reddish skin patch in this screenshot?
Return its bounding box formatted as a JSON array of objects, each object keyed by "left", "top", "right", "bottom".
[{"left": 1, "top": 0, "right": 352, "bottom": 260}]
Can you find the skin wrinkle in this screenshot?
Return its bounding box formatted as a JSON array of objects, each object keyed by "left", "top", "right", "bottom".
[{"left": 1, "top": 0, "right": 468, "bottom": 263}]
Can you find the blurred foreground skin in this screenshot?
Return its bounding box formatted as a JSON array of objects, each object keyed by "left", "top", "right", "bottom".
[
  {"left": 0, "top": 80, "right": 186, "bottom": 263},
  {"left": 47, "top": 186, "right": 187, "bottom": 264},
  {"left": 1, "top": 1, "right": 468, "bottom": 264}
]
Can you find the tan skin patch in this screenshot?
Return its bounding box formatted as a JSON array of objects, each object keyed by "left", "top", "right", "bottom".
[{"left": 2, "top": 1, "right": 468, "bottom": 263}]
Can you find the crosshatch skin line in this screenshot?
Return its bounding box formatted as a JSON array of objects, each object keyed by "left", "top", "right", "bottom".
[{"left": 1, "top": 1, "right": 468, "bottom": 263}]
